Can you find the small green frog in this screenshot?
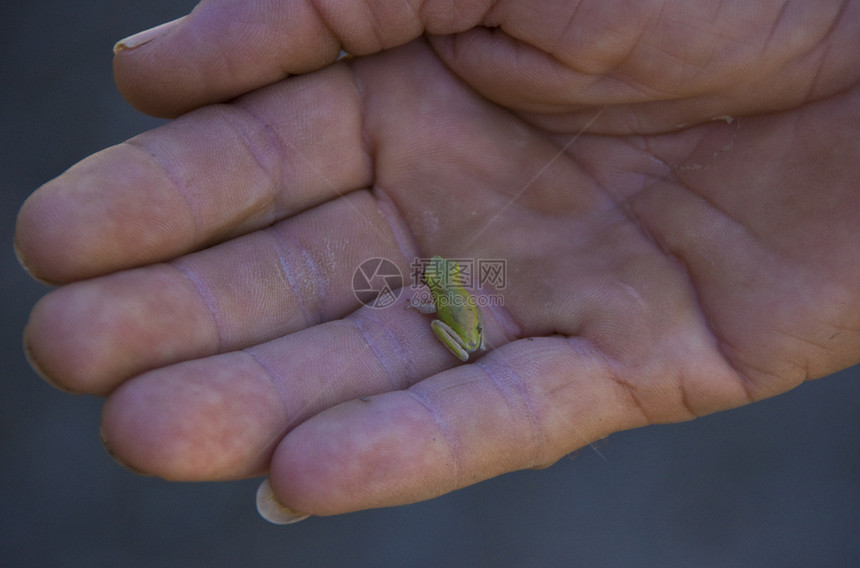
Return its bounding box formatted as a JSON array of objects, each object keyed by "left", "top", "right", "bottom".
[{"left": 408, "top": 256, "right": 485, "bottom": 361}]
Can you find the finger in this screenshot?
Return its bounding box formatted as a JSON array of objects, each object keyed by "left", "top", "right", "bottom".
[
  {"left": 112, "top": 0, "right": 492, "bottom": 117},
  {"left": 15, "top": 63, "right": 369, "bottom": 284},
  {"left": 99, "top": 292, "right": 516, "bottom": 480},
  {"left": 24, "top": 191, "right": 403, "bottom": 395},
  {"left": 263, "top": 336, "right": 749, "bottom": 516},
  {"left": 429, "top": 2, "right": 860, "bottom": 133},
  {"left": 265, "top": 338, "right": 635, "bottom": 515}
]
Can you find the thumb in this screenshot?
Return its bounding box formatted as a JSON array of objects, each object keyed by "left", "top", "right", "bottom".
[{"left": 112, "top": 0, "right": 491, "bottom": 117}]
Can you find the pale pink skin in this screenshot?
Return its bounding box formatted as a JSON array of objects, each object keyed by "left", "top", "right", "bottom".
[{"left": 16, "top": 0, "right": 860, "bottom": 517}]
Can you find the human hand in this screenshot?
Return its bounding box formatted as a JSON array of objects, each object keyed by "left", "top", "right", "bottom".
[{"left": 15, "top": 0, "right": 860, "bottom": 522}]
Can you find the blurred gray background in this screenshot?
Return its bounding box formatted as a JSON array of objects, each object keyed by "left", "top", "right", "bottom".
[{"left": 2, "top": 2, "right": 858, "bottom": 567}]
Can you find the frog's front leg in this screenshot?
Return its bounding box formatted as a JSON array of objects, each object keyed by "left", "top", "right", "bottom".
[{"left": 430, "top": 319, "right": 471, "bottom": 362}]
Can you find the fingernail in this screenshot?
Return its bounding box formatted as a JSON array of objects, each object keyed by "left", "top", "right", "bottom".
[
  {"left": 113, "top": 16, "right": 187, "bottom": 54},
  {"left": 256, "top": 478, "right": 310, "bottom": 525}
]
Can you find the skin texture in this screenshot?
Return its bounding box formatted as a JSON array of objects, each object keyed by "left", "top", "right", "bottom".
[{"left": 15, "top": 0, "right": 860, "bottom": 516}]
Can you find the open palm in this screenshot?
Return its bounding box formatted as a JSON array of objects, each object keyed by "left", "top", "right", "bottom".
[{"left": 16, "top": 0, "right": 860, "bottom": 519}]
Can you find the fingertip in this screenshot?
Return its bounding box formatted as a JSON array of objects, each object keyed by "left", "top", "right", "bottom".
[
  {"left": 112, "top": 48, "right": 204, "bottom": 119},
  {"left": 15, "top": 185, "right": 79, "bottom": 285},
  {"left": 23, "top": 290, "right": 108, "bottom": 395},
  {"left": 112, "top": 4, "right": 343, "bottom": 118},
  {"left": 99, "top": 423, "right": 153, "bottom": 477},
  {"left": 22, "top": 319, "right": 75, "bottom": 394},
  {"left": 113, "top": 16, "right": 188, "bottom": 55},
  {"left": 17, "top": 142, "right": 200, "bottom": 282},
  {"left": 113, "top": 53, "right": 207, "bottom": 119},
  {"left": 22, "top": 265, "right": 217, "bottom": 397},
  {"left": 112, "top": 14, "right": 200, "bottom": 117}
]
